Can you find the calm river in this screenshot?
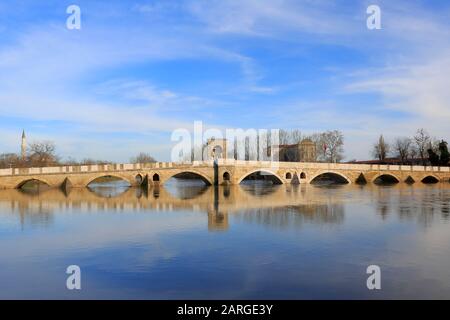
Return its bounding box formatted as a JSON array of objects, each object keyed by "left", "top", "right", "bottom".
[{"left": 1, "top": 179, "right": 450, "bottom": 299}]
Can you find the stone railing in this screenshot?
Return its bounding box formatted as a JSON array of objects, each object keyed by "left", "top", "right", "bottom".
[
  {"left": 1, "top": 159, "right": 449, "bottom": 177},
  {"left": 218, "top": 159, "right": 450, "bottom": 172}
]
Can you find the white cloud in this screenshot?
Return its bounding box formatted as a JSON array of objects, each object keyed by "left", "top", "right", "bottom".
[{"left": 346, "top": 54, "right": 450, "bottom": 119}]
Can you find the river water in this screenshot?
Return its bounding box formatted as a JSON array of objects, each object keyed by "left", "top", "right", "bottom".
[{"left": 1, "top": 179, "right": 450, "bottom": 299}]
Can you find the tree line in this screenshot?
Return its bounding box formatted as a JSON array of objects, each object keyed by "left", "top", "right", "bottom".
[
  {"left": 372, "top": 128, "right": 450, "bottom": 166},
  {"left": 185, "top": 129, "right": 345, "bottom": 163},
  {"left": 1, "top": 129, "right": 347, "bottom": 169},
  {"left": 0, "top": 141, "right": 156, "bottom": 169}
]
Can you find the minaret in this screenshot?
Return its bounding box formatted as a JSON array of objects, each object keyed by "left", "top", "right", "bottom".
[{"left": 21, "top": 130, "right": 26, "bottom": 160}]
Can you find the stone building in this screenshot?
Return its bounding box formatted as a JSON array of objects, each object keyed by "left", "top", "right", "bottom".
[
  {"left": 298, "top": 138, "right": 316, "bottom": 162},
  {"left": 271, "top": 138, "right": 317, "bottom": 162},
  {"left": 203, "top": 137, "right": 316, "bottom": 162}
]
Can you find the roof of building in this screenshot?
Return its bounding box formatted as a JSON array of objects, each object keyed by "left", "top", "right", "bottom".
[{"left": 300, "top": 138, "right": 315, "bottom": 144}]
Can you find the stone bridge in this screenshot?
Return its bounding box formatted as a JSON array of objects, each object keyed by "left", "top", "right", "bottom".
[{"left": 0, "top": 159, "right": 450, "bottom": 189}]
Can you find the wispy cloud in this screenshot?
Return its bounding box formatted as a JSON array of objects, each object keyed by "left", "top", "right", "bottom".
[{"left": 187, "top": 0, "right": 354, "bottom": 36}]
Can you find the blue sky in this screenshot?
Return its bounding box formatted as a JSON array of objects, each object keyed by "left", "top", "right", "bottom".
[{"left": 0, "top": 0, "right": 449, "bottom": 162}]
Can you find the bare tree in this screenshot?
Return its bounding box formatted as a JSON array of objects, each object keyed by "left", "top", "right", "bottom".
[
  {"left": 257, "top": 131, "right": 274, "bottom": 161},
  {"left": 409, "top": 144, "right": 418, "bottom": 161},
  {"left": 245, "top": 132, "right": 259, "bottom": 161},
  {"left": 393, "top": 137, "right": 412, "bottom": 164},
  {"left": 0, "top": 153, "right": 21, "bottom": 169},
  {"left": 289, "top": 129, "right": 302, "bottom": 144},
  {"left": 28, "top": 141, "right": 59, "bottom": 167},
  {"left": 310, "top": 133, "right": 326, "bottom": 161},
  {"left": 430, "top": 138, "right": 440, "bottom": 153},
  {"left": 182, "top": 146, "right": 202, "bottom": 162},
  {"left": 372, "top": 135, "right": 390, "bottom": 161},
  {"left": 82, "top": 158, "right": 115, "bottom": 165},
  {"left": 130, "top": 153, "right": 156, "bottom": 163},
  {"left": 279, "top": 129, "right": 302, "bottom": 145},
  {"left": 414, "top": 128, "right": 431, "bottom": 165},
  {"left": 317, "top": 130, "right": 344, "bottom": 163},
  {"left": 279, "top": 130, "right": 288, "bottom": 145}
]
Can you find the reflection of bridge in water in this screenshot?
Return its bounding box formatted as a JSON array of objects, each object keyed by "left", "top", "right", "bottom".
[
  {"left": 1, "top": 182, "right": 449, "bottom": 230},
  {"left": 0, "top": 184, "right": 347, "bottom": 230}
]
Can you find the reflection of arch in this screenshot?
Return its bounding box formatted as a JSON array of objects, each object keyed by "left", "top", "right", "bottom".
[
  {"left": 223, "top": 172, "right": 230, "bottom": 181},
  {"left": 291, "top": 173, "right": 300, "bottom": 184},
  {"left": 223, "top": 186, "right": 231, "bottom": 197},
  {"left": 372, "top": 174, "right": 400, "bottom": 184},
  {"left": 285, "top": 172, "right": 292, "bottom": 179},
  {"left": 135, "top": 174, "right": 143, "bottom": 185},
  {"left": 16, "top": 178, "right": 51, "bottom": 189},
  {"left": 165, "top": 182, "right": 208, "bottom": 200},
  {"left": 153, "top": 185, "right": 160, "bottom": 198},
  {"left": 240, "top": 183, "right": 281, "bottom": 196},
  {"left": 421, "top": 175, "right": 439, "bottom": 184},
  {"left": 238, "top": 169, "right": 284, "bottom": 184},
  {"left": 86, "top": 185, "right": 130, "bottom": 198},
  {"left": 166, "top": 171, "right": 212, "bottom": 185},
  {"left": 86, "top": 175, "right": 131, "bottom": 186},
  {"left": 310, "top": 171, "right": 350, "bottom": 184},
  {"left": 300, "top": 172, "right": 306, "bottom": 179}
]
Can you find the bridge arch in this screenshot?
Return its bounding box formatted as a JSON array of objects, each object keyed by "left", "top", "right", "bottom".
[
  {"left": 85, "top": 174, "right": 132, "bottom": 187},
  {"left": 238, "top": 169, "right": 284, "bottom": 184},
  {"left": 372, "top": 173, "right": 400, "bottom": 184},
  {"left": 421, "top": 175, "right": 440, "bottom": 184},
  {"left": 309, "top": 171, "right": 351, "bottom": 184},
  {"left": 15, "top": 178, "right": 52, "bottom": 189},
  {"left": 164, "top": 170, "right": 213, "bottom": 186}
]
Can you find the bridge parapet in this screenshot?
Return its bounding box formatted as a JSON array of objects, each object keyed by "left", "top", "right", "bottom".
[
  {"left": 2, "top": 160, "right": 450, "bottom": 177},
  {"left": 0, "top": 161, "right": 220, "bottom": 178},
  {"left": 217, "top": 160, "right": 450, "bottom": 172}
]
